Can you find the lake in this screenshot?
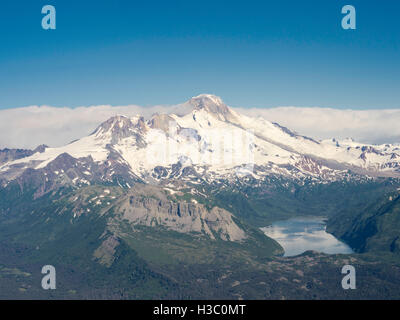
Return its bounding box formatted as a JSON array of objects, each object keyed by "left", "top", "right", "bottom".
[{"left": 261, "top": 216, "right": 353, "bottom": 257}]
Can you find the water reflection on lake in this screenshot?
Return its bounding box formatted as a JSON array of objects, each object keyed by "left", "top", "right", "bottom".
[{"left": 261, "top": 216, "right": 353, "bottom": 257}]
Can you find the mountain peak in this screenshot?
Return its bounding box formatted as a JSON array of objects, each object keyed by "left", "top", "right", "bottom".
[
  {"left": 186, "top": 94, "right": 236, "bottom": 122},
  {"left": 91, "top": 115, "right": 148, "bottom": 142},
  {"left": 189, "top": 94, "right": 226, "bottom": 111},
  {"left": 191, "top": 93, "right": 224, "bottom": 105}
]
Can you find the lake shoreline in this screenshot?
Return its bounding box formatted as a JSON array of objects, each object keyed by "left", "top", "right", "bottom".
[{"left": 261, "top": 216, "right": 353, "bottom": 257}]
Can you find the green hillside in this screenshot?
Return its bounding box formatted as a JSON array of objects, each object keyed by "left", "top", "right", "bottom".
[{"left": 328, "top": 191, "right": 400, "bottom": 255}]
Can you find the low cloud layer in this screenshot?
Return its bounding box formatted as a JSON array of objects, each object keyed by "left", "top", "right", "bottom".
[
  {"left": 0, "top": 104, "right": 399, "bottom": 150},
  {"left": 236, "top": 107, "right": 400, "bottom": 145},
  {"left": 0, "top": 104, "right": 191, "bottom": 149}
]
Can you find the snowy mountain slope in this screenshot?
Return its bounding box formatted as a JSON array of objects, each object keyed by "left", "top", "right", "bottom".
[
  {"left": 0, "top": 94, "right": 399, "bottom": 187},
  {"left": 227, "top": 104, "right": 400, "bottom": 174}
]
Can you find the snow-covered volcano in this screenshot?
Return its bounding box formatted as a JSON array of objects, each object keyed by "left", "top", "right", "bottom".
[{"left": 1, "top": 94, "right": 399, "bottom": 187}]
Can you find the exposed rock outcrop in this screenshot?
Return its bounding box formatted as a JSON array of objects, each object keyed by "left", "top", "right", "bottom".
[{"left": 117, "top": 185, "right": 247, "bottom": 242}]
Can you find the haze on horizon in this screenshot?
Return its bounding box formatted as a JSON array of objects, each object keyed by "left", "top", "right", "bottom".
[{"left": 0, "top": 94, "right": 399, "bottom": 150}]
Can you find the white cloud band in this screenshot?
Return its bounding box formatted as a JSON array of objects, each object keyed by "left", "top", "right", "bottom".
[
  {"left": 236, "top": 107, "right": 400, "bottom": 145},
  {"left": 0, "top": 104, "right": 399, "bottom": 150}
]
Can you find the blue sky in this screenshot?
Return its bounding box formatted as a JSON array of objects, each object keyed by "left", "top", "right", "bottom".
[{"left": 0, "top": 0, "right": 399, "bottom": 109}]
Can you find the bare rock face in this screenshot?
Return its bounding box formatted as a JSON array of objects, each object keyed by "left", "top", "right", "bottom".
[
  {"left": 0, "top": 145, "right": 47, "bottom": 165},
  {"left": 116, "top": 185, "right": 247, "bottom": 242},
  {"left": 91, "top": 115, "right": 148, "bottom": 146},
  {"left": 93, "top": 235, "right": 120, "bottom": 267},
  {"left": 149, "top": 114, "right": 179, "bottom": 133},
  {"left": 185, "top": 94, "right": 238, "bottom": 122}
]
